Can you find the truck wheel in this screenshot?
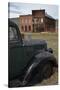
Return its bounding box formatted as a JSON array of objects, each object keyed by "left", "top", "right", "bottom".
[
  {"left": 41, "top": 62, "right": 53, "bottom": 79},
  {"left": 22, "top": 62, "right": 53, "bottom": 86}
]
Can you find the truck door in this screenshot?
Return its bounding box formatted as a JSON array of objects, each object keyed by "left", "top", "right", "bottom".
[{"left": 8, "top": 22, "right": 24, "bottom": 80}]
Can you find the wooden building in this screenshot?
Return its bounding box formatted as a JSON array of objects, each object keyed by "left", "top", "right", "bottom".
[{"left": 32, "top": 10, "right": 56, "bottom": 32}]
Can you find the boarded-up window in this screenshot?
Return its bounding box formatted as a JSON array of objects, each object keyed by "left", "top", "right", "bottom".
[
  {"left": 21, "top": 19, "right": 24, "bottom": 23},
  {"left": 25, "top": 19, "right": 28, "bottom": 24},
  {"left": 21, "top": 26, "right": 24, "bottom": 31},
  {"left": 29, "top": 25, "right": 31, "bottom": 31},
  {"left": 25, "top": 25, "right": 27, "bottom": 31},
  {"left": 41, "top": 18, "right": 43, "bottom": 23}
]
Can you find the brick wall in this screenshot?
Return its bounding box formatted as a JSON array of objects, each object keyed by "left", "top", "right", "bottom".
[{"left": 19, "top": 15, "right": 32, "bottom": 32}]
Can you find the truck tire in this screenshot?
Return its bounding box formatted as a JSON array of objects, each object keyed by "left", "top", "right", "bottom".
[
  {"left": 40, "top": 61, "right": 53, "bottom": 79},
  {"left": 22, "top": 51, "right": 57, "bottom": 86},
  {"left": 29, "top": 61, "right": 53, "bottom": 84},
  {"left": 22, "top": 60, "right": 54, "bottom": 86}
]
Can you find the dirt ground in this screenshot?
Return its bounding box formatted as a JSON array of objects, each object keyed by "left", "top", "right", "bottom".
[{"left": 35, "top": 67, "right": 58, "bottom": 86}]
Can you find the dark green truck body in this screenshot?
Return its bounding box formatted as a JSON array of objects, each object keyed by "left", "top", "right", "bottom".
[
  {"left": 9, "top": 39, "right": 47, "bottom": 80},
  {"left": 8, "top": 20, "right": 57, "bottom": 87}
]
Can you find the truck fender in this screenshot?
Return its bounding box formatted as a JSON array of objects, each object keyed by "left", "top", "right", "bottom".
[
  {"left": 22, "top": 51, "right": 57, "bottom": 86},
  {"left": 35, "top": 51, "right": 57, "bottom": 67}
]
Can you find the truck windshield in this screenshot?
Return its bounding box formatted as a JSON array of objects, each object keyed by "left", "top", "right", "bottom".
[{"left": 9, "top": 27, "right": 18, "bottom": 41}]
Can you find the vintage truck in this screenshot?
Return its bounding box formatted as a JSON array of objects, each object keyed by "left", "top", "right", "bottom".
[{"left": 8, "top": 20, "right": 57, "bottom": 87}]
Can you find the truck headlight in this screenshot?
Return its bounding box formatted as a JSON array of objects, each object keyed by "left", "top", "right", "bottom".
[{"left": 47, "top": 48, "right": 53, "bottom": 53}]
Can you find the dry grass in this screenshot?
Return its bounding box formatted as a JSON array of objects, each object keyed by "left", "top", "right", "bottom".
[{"left": 23, "top": 32, "right": 58, "bottom": 60}]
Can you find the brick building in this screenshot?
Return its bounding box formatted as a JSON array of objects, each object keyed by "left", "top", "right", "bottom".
[
  {"left": 19, "top": 9, "right": 56, "bottom": 32},
  {"left": 19, "top": 15, "right": 32, "bottom": 32}
]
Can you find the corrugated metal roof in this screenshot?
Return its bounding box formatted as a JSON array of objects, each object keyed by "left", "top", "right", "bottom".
[{"left": 45, "top": 13, "right": 55, "bottom": 20}]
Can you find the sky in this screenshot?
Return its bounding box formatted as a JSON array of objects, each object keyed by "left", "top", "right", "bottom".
[{"left": 8, "top": 2, "right": 58, "bottom": 19}]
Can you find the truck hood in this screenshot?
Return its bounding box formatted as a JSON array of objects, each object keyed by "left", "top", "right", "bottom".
[
  {"left": 23, "top": 39, "right": 47, "bottom": 50},
  {"left": 23, "top": 39, "right": 46, "bottom": 46}
]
